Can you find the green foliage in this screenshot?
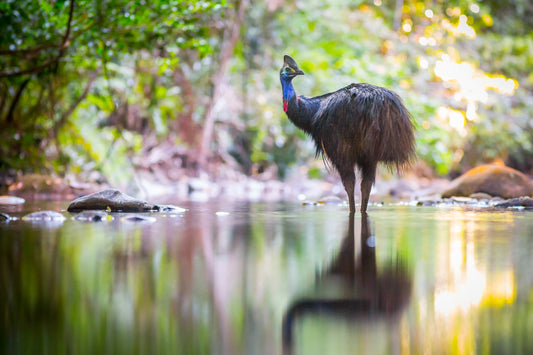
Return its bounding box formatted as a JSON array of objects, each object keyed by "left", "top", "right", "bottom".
[
  {"left": 2, "top": 0, "right": 533, "bottom": 184},
  {"left": 0, "top": 0, "right": 226, "bottom": 185}
]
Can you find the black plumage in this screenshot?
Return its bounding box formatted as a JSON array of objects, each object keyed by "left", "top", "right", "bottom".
[{"left": 280, "top": 55, "right": 415, "bottom": 213}]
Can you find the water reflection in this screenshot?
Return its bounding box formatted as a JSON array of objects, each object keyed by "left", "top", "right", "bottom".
[
  {"left": 1, "top": 204, "right": 533, "bottom": 354},
  {"left": 282, "top": 213, "right": 412, "bottom": 354}
]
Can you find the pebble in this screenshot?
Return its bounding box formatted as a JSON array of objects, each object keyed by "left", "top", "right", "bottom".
[{"left": 316, "top": 196, "right": 344, "bottom": 205}]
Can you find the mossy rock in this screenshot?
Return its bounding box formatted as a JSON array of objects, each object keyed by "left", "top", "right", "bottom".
[{"left": 442, "top": 164, "right": 533, "bottom": 199}]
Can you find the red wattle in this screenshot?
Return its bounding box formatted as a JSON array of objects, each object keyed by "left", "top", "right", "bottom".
[{"left": 283, "top": 100, "right": 288, "bottom": 112}]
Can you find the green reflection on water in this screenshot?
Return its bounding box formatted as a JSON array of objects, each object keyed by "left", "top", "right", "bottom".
[{"left": 1, "top": 203, "right": 533, "bottom": 355}]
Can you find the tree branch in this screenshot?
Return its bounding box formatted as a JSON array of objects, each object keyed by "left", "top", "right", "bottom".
[
  {"left": 0, "top": 57, "right": 64, "bottom": 78},
  {"left": 54, "top": 69, "right": 100, "bottom": 135},
  {"left": 0, "top": 82, "right": 7, "bottom": 119},
  {"left": 0, "top": 43, "right": 59, "bottom": 56},
  {"left": 0, "top": 0, "right": 76, "bottom": 78},
  {"left": 4, "top": 78, "right": 31, "bottom": 124},
  {"left": 61, "top": 0, "right": 75, "bottom": 48}
]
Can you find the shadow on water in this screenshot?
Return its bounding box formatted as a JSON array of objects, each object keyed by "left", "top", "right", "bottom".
[{"left": 282, "top": 212, "right": 412, "bottom": 354}]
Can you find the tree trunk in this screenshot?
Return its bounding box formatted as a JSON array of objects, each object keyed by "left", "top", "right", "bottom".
[
  {"left": 393, "top": 0, "right": 404, "bottom": 31},
  {"left": 197, "top": 0, "right": 248, "bottom": 166},
  {"left": 173, "top": 66, "right": 199, "bottom": 146}
]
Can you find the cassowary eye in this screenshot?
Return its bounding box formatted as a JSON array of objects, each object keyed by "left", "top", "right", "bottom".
[{"left": 286, "top": 67, "right": 294, "bottom": 73}]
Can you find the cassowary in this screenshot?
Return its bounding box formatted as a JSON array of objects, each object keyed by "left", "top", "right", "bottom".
[{"left": 280, "top": 55, "right": 415, "bottom": 213}]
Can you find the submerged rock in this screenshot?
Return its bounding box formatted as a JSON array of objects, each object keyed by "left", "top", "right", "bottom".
[
  {"left": 68, "top": 189, "right": 155, "bottom": 212},
  {"left": 74, "top": 210, "right": 109, "bottom": 222},
  {"left": 0, "top": 212, "right": 12, "bottom": 222},
  {"left": 120, "top": 214, "right": 157, "bottom": 223},
  {"left": 0, "top": 196, "right": 25, "bottom": 205},
  {"left": 22, "top": 211, "right": 66, "bottom": 221},
  {"left": 442, "top": 164, "right": 533, "bottom": 199}
]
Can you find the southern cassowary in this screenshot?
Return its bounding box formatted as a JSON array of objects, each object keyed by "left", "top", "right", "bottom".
[{"left": 280, "top": 55, "right": 415, "bottom": 213}]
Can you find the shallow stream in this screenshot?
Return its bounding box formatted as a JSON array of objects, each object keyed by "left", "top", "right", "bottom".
[{"left": 1, "top": 200, "right": 533, "bottom": 354}]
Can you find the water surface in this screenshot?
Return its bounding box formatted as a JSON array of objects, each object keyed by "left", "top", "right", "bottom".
[{"left": 1, "top": 201, "right": 533, "bottom": 354}]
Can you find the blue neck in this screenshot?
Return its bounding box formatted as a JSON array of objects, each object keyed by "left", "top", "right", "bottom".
[{"left": 281, "top": 76, "right": 296, "bottom": 102}]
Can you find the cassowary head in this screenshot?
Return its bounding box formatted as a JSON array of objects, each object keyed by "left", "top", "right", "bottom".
[{"left": 280, "top": 55, "right": 304, "bottom": 81}]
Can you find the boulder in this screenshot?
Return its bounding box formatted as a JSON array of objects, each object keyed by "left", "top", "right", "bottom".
[
  {"left": 8, "top": 174, "right": 67, "bottom": 194},
  {"left": 442, "top": 164, "right": 533, "bottom": 199},
  {"left": 495, "top": 197, "right": 533, "bottom": 208},
  {"left": 68, "top": 189, "right": 155, "bottom": 212}
]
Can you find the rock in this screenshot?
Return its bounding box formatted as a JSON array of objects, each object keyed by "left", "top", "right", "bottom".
[
  {"left": 416, "top": 200, "right": 437, "bottom": 206},
  {"left": 469, "top": 192, "right": 493, "bottom": 200},
  {"left": 68, "top": 189, "right": 155, "bottom": 212},
  {"left": 74, "top": 210, "right": 109, "bottom": 222},
  {"left": 120, "top": 214, "right": 157, "bottom": 223},
  {"left": 317, "top": 195, "right": 345, "bottom": 205},
  {"left": 495, "top": 197, "right": 533, "bottom": 208},
  {"left": 451, "top": 196, "right": 473, "bottom": 203},
  {"left": 22, "top": 211, "right": 66, "bottom": 221},
  {"left": 0, "top": 196, "right": 25, "bottom": 205},
  {"left": 153, "top": 204, "right": 187, "bottom": 213},
  {"left": 442, "top": 164, "right": 533, "bottom": 199},
  {"left": 0, "top": 212, "right": 11, "bottom": 222}
]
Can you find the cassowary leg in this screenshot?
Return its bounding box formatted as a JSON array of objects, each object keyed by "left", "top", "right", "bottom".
[
  {"left": 340, "top": 170, "right": 356, "bottom": 213},
  {"left": 360, "top": 163, "right": 377, "bottom": 213}
]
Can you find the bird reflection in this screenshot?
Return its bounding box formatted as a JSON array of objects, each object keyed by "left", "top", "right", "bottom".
[{"left": 282, "top": 212, "right": 412, "bottom": 353}]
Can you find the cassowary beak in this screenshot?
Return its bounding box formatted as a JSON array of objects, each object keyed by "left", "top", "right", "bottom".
[{"left": 295, "top": 69, "right": 304, "bottom": 76}]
